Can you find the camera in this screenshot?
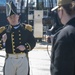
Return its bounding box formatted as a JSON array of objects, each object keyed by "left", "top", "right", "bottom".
[{"left": 42, "top": 17, "right": 51, "bottom": 25}]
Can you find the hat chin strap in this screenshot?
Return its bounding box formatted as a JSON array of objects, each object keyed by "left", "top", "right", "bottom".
[{"left": 6, "top": 3, "right": 11, "bottom": 17}]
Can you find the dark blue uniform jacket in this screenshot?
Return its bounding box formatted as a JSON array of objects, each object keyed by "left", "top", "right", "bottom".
[{"left": 0, "top": 23, "right": 36, "bottom": 54}]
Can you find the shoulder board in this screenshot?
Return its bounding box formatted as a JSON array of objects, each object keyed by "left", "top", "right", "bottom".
[
  {"left": 22, "top": 23, "right": 32, "bottom": 32},
  {"left": 25, "top": 24, "right": 32, "bottom": 32},
  {"left": 0, "top": 26, "right": 6, "bottom": 33}
]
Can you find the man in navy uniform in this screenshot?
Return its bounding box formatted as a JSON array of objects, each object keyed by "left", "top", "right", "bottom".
[{"left": 0, "top": 1, "right": 36, "bottom": 75}]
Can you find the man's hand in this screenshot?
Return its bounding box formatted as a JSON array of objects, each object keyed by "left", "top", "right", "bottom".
[
  {"left": 2, "top": 33, "right": 7, "bottom": 43},
  {"left": 16, "top": 45, "right": 26, "bottom": 51}
]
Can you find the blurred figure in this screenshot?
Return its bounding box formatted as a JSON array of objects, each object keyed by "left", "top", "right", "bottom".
[
  {"left": 50, "top": 0, "right": 75, "bottom": 75},
  {"left": 47, "top": 13, "right": 63, "bottom": 43}
]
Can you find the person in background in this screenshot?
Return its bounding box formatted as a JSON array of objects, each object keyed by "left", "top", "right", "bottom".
[
  {"left": 0, "top": 1, "right": 36, "bottom": 75},
  {"left": 50, "top": 0, "right": 75, "bottom": 75},
  {"left": 47, "top": 12, "right": 63, "bottom": 43}
]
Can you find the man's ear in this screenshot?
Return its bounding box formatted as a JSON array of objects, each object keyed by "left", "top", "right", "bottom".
[
  {"left": 7, "top": 17, "right": 10, "bottom": 23},
  {"left": 7, "top": 17, "right": 9, "bottom": 21}
]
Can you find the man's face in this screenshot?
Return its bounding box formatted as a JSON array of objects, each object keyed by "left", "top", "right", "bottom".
[{"left": 7, "top": 14, "right": 19, "bottom": 26}]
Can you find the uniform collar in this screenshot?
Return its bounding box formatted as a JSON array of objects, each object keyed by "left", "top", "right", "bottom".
[
  {"left": 11, "top": 23, "right": 20, "bottom": 29},
  {"left": 13, "top": 25, "right": 20, "bottom": 29},
  {"left": 66, "top": 17, "right": 75, "bottom": 26}
]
